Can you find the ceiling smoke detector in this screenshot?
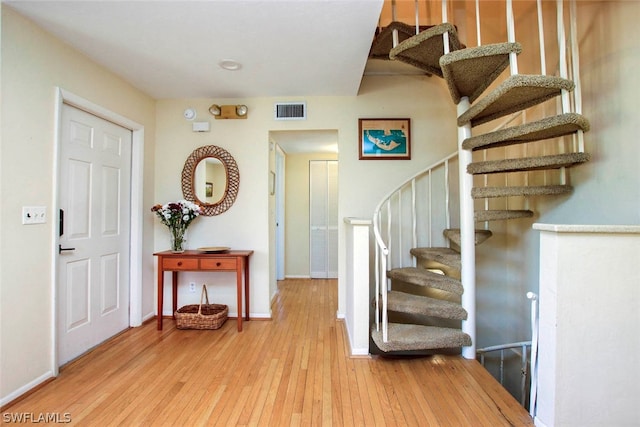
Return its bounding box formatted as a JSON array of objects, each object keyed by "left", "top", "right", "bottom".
[{"left": 219, "top": 59, "right": 242, "bottom": 71}]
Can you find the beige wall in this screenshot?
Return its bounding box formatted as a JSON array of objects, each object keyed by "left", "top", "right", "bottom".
[
  {"left": 153, "top": 74, "right": 458, "bottom": 320},
  {"left": 1, "top": 6, "right": 157, "bottom": 403}
]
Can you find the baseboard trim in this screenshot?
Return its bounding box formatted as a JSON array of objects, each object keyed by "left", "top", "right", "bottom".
[
  {"left": 337, "top": 319, "right": 370, "bottom": 358},
  {"left": 0, "top": 371, "right": 55, "bottom": 410},
  {"left": 534, "top": 416, "right": 548, "bottom": 427}
]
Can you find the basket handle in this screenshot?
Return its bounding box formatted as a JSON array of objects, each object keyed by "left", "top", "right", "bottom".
[{"left": 198, "top": 285, "right": 210, "bottom": 314}]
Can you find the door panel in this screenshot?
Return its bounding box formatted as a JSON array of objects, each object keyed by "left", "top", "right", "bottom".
[
  {"left": 58, "top": 104, "right": 131, "bottom": 365},
  {"left": 100, "top": 253, "right": 120, "bottom": 315},
  {"left": 68, "top": 159, "right": 92, "bottom": 239},
  {"left": 66, "top": 259, "right": 91, "bottom": 331},
  {"left": 101, "top": 166, "right": 121, "bottom": 235}
]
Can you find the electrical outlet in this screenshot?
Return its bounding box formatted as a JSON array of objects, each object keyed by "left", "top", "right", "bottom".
[{"left": 189, "top": 282, "right": 196, "bottom": 293}]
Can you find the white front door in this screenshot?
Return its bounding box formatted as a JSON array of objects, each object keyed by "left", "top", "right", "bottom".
[{"left": 57, "top": 104, "right": 132, "bottom": 365}]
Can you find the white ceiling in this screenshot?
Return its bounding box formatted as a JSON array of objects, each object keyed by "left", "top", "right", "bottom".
[{"left": 5, "top": 0, "right": 384, "bottom": 100}]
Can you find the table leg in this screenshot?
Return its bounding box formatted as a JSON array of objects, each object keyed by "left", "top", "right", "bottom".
[
  {"left": 236, "top": 258, "right": 243, "bottom": 332},
  {"left": 172, "top": 271, "right": 178, "bottom": 318},
  {"left": 244, "top": 256, "right": 250, "bottom": 321},
  {"left": 157, "top": 260, "right": 164, "bottom": 330}
]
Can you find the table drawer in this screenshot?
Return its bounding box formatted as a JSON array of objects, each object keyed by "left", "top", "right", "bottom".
[
  {"left": 163, "top": 258, "right": 199, "bottom": 270},
  {"left": 200, "top": 258, "right": 236, "bottom": 270}
]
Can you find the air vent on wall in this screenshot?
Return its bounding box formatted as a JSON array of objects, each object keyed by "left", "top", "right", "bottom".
[{"left": 274, "top": 102, "right": 306, "bottom": 120}]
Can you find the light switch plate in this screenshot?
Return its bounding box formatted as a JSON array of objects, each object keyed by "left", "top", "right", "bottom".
[{"left": 22, "top": 206, "right": 46, "bottom": 224}]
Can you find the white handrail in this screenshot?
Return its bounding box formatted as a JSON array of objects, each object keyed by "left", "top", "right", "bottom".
[
  {"left": 391, "top": 0, "right": 399, "bottom": 47},
  {"left": 414, "top": 0, "right": 420, "bottom": 35},
  {"left": 442, "top": 0, "right": 450, "bottom": 54},
  {"left": 411, "top": 180, "right": 417, "bottom": 263},
  {"left": 428, "top": 169, "right": 433, "bottom": 246},
  {"left": 506, "top": 0, "right": 518, "bottom": 74},
  {"left": 527, "top": 291, "right": 539, "bottom": 417},
  {"left": 557, "top": 0, "right": 571, "bottom": 113},
  {"left": 372, "top": 150, "right": 458, "bottom": 229},
  {"left": 536, "top": 0, "right": 547, "bottom": 75},
  {"left": 475, "top": 0, "right": 481, "bottom": 46},
  {"left": 478, "top": 340, "right": 532, "bottom": 406},
  {"left": 569, "top": 0, "right": 585, "bottom": 153},
  {"left": 372, "top": 150, "right": 458, "bottom": 343},
  {"left": 444, "top": 159, "right": 451, "bottom": 229}
]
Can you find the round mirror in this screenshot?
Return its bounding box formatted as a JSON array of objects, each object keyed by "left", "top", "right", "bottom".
[{"left": 181, "top": 145, "right": 240, "bottom": 216}]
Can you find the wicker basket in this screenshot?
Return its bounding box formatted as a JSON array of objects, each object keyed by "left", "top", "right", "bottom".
[{"left": 175, "top": 285, "right": 228, "bottom": 330}]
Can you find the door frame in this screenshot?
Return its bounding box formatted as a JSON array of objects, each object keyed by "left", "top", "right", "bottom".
[
  {"left": 52, "top": 88, "right": 145, "bottom": 374},
  {"left": 275, "top": 145, "right": 285, "bottom": 281}
]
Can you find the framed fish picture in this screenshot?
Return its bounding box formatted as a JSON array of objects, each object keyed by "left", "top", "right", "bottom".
[{"left": 358, "top": 118, "right": 411, "bottom": 160}]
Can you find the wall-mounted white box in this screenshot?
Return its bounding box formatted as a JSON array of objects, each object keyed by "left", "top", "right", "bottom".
[{"left": 192, "top": 121, "right": 210, "bottom": 132}]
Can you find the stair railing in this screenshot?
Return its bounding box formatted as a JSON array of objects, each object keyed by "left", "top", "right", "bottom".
[
  {"left": 373, "top": 151, "right": 459, "bottom": 341},
  {"left": 568, "top": 0, "right": 585, "bottom": 153},
  {"left": 527, "top": 291, "right": 540, "bottom": 417},
  {"left": 374, "top": 0, "right": 585, "bottom": 355},
  {"left": 477, "top": 341, "right": 532, "bottom": 407},
  {"left": 476, "top": 291, "right": 539, "bottom": 410}
]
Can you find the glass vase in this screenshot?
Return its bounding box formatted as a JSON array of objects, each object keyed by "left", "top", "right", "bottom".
[{"left": 170, "top": 227, "right": 187, "bottom": 253}]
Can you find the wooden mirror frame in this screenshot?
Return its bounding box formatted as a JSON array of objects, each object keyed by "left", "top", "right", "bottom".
[{"left": 181, "top": 145, "right": 240, "bottom": 216}]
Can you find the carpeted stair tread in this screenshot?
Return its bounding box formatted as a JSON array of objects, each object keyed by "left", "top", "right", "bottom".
[
  {"left": 389, "top": 23, "right": 463, "bottom": 77},
  {"left": 443, "top": 229, "right": 493, "bottom": 249},
  {"left": 369, "top": 21, "right": 433, "bottom": 61},
  {"left": 388, "top": 267, "right": 463, "bottom": 295},
  {"left": 410, "top": 247, "right": 461, "bottom": 271},
  {"left": 387, "top": 290, "right": 468, "bottom": 320},
  {"left": 468, "top": 152, "right": 591, "bottom": 175},
  {"left": 462, "top": 113, "right": 590, "bottom": 151},
  {"left": 472, "top": 184, "right": 573, "bottom": 198},
  {"left": 475, "top": 210, "right": 534, "bottom": 222},
  {"left": 371, "top": 323, "right": 471, "bottom": 352},
  {"left": 458, "top": 75, "right": 575, "bottom": 127},
  {"left": 440, "top": 42, "right": 522, "bottom": 104}
]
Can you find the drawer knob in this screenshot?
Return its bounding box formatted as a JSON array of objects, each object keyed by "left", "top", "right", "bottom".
[
  {"left": 216, "top": 262, "right": 221, "bottom": 267},
  {"left": 177, "top": 261, "right": 183, "bottom": 266}
]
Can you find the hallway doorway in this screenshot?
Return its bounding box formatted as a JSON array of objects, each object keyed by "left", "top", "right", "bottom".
[{"left": 269, "top": 130, "right": 338, "bottom": 281}]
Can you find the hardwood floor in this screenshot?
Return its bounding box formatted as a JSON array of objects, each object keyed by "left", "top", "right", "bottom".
[{"left": 3, "top": 279, "right": 533, "bottom": 426}]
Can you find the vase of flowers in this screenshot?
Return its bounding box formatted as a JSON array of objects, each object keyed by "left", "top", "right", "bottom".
[{"left": 151, "top": 200, "right": 203, "bottom": 253}]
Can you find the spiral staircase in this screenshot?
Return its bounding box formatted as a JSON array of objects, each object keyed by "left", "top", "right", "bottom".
[{"left": 369, "top": 12, "right": 589, "bottom": 355}]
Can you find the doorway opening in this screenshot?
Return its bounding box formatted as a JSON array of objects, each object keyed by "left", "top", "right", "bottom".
[{"left": 269, "top": 130, "right": 338, "bottom": 288}]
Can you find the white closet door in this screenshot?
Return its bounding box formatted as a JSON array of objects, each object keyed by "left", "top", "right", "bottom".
[{"left": 310, "top": 160, "right": 338, "bottom": 279}]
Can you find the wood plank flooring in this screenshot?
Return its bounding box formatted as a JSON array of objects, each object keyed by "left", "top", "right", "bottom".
[{"left": 2, "top": 279, "right": 533, "bottom": 426}]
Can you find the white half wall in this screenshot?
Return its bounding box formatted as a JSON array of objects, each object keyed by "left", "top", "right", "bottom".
[{"left": 534, "top": 224, "right": 640, "bottom": 427}]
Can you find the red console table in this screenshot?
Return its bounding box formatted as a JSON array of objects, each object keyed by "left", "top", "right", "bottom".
[{"left": 154, "top": 250, "right": 253, "bottom": 331}]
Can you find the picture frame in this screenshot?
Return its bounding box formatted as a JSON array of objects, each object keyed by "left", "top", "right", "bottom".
[
  {"left": 205, "top": 182, "right": 213, "bottom": 198},
  {"left": 359, "top": 118, "right": 411, "bottom": 160}
]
